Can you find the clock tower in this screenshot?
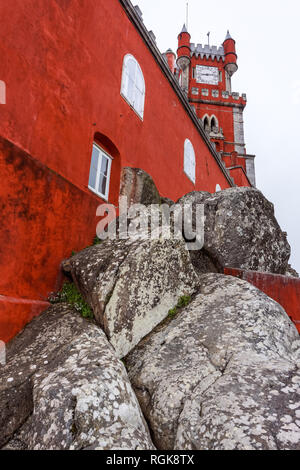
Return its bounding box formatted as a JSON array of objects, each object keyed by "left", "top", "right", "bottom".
[{"left": 175, "top": 27, "right": 256, "bottom": 187}]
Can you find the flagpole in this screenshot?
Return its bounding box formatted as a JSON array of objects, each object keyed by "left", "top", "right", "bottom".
[{"left": 186, "top": 2, "right": 189, "bottom": 30}]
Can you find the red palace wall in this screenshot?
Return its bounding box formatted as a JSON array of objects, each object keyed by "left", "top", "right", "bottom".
[
  {"left": 224, "top": 268, "right": 300, "bottom": 333},
  {"left": 0, "top": 0, "right": 236, "bottom": 342},
  {"left": 229, "top": 167, "right": 250, "bottom": 186}
]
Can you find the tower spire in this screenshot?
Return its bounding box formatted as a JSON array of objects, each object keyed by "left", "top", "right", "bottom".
[
  {"left": 225, "top": 30, "right": 232, "bottom": 41},
  {"left": 181, "top": 23, "right": 188, "bottom": 34}
]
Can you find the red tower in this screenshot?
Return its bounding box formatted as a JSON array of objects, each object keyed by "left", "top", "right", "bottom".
[{"left": 174, "top": 27, "right": 256, "bottom": 186}]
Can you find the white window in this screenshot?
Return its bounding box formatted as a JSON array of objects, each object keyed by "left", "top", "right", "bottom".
[
  {"left": 184, "top": 139, "right": 196, "bottom": 184},
  {"left": 88, "top": 143, "right": 112, "bottom": 200},
  {"left": 121, "top": 54, "right": 145, "bottom": 119},
  {"left": 215, "top": 184, "right": 221, "bottom": 192}
]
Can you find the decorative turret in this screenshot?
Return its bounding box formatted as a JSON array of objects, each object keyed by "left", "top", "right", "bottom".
[
  {"left": 177, "top": 24, "right": 191, "bottom": 93},
  {"left": 223, "top": 30, "right": 238, "bottom": 77},
  {"left": 177, "top": 24, "right": 191, "bottom": 70},
  {"left": 163, "top": 48, "right": 176, "bottom": 75}
]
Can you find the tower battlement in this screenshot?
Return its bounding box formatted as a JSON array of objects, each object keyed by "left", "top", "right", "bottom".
[
  {"left": 190, "top": 43, "right": 225, "bottom": 61},
  {"left": 173, "top": 25, "right": 255, "bottom": 186}
]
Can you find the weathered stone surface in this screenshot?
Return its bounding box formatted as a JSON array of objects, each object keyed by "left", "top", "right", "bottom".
[
  {"left": 0, "top": 305, "right": 154, "bottom": 450},
  {"left": 285, "top": 264, "right": 299, "bottom": 278},
  {"left": 178, "top": 187, "right": 291, "bottom": 274},
  {"left": 120, "top": 167, "right": 161, "bottom": 206},
  {"left": 126, "top": 274, "right": 300, "bottom": 450},
  {"left": 65, "top": 236, "right": 199, "bottom": 358},
  {"left": 160, "top": 197, "right": 175, "bottom": 207}
]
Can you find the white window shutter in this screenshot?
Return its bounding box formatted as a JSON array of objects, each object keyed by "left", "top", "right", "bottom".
[
  {"left": 121, "top": 54, "right": 145, "bottom": 119},
  {"left": 184, "top": 139, "right": 196, "bottom": 184}
]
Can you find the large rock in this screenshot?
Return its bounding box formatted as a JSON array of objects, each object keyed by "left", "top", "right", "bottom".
[
  {"left": 178, "top": 187, "right": 291, "bottom": 274},
  {"left": 0, "top": 305, "right": 155, "bottom": 450},
  {"left": 126, "top": 274, "right": 300, "bottom": 450},
  {"left": 120, "top": 167, "right": 161, "bottom": 206},
  {"left": 63, "top": 236, "right": 199, "bottom": 358}
]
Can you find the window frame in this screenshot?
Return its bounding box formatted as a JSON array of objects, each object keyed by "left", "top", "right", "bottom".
[
  {"left": 184, "top": 139, "right": 196, "bottom": 184},
  {"left": 88, "top": 143, "right": 112, "bottom": 201},
  {"left": 120, "top": 54, "right": 145, "bottom": 120}
]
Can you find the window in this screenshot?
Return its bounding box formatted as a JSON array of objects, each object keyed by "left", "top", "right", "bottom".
[
  {"left": 211, "top": 116, "right": 218, "bottom": 133},
  {"left": 184, "top": 139, "right": 196, "bottom": 184},
  {"left": 121, "top": 54, "right": 145, "bottom": 119},
  {"left": 88, "top": 143, "right": 112, "bottom": 200},
  {"left": 215, "top": 184, "right": 221, "bottom": 192},
  {"left": 203, "top": 116, "right": 210, "bottom": 132}
]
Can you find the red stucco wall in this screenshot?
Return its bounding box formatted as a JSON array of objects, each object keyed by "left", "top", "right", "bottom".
[
  {"left": 224, "top": 268, "right": 300, "bottom": 333},
  {"left": 229, "top": 167, "right": 251, "bottom": 187},
  {"left": 0, "top": 0, "right": 236, "bottom": 342},
  {"left": 0, "top": 0, "right": 231, "bottom": 199}
]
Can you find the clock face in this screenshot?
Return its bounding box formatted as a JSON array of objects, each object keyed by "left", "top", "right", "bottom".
[{"left": 196, "top": 65, "right": 219, "bottom": 85}]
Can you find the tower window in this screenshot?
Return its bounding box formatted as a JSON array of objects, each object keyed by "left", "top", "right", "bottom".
[
  {"left": 211, "top": 117, "right": 217, "bottom": 132},
  {"left": 203, "top": 116, "right": 210, "bottom": 132},
  {"left": 88, "top": 143, "right": 112, "bottom": 200},
  {"left": 184, "top": 139, "right": 196, "bottom": 184},
  {"left": 121, "top": 54, "right": 145, "bottom": 119}
]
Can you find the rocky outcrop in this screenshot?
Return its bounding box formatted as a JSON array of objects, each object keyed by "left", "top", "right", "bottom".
[
  {"left": 120, "top": 167, "right": 161, "bottom": 206},
  {"left": 63, "top": 237, "right": 199, "bottom": 358},
  {"left": 178, "top": 187, "right": 291, "bottom": 274},
  {"left": 0, "top": 305, "right": 155, "bottom": 450},
  {"left": 126, "top": 274, "right": 300, "bottom": 450},
  {"left": 1, "top": 170, "right": 298, "bottom": 451}
]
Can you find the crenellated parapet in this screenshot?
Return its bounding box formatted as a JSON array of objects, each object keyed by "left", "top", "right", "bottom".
[{"left": 190, "top": 43, "right": 225, "bottom": 62}]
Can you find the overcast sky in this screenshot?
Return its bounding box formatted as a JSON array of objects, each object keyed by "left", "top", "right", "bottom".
[{"left": 135, "top": 0, "right": 300, "bottom": 273}]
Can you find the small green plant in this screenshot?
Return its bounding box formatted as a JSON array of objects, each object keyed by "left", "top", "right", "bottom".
[
  {"left": 177, "top": 295, "right": 192, "bottom": 308},
  {"left": 168, "top": 307, "right": 177, "bottom": 319},
  {"left": 93, "top": 235, "right": 102, "bottom": 245},
  {"left": 51, "top": 282, "right": 94, "bottom": 319},
  {"left": 168, "top": 295, "right": 192, "bottom": 319}
]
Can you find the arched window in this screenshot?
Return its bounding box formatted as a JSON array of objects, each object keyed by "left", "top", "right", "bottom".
[
  {"left": 210, "top": 115, "right": 219, "bottom": 133},
  {"left": 88, "top": 142, "right": 112, "bottom": 200},
  {"left": 184, "top": 139, "right": 196, "bottom": 184},
  {"left": 203, "top": 115, "right": 210, "bottom": 132},
  {"left": 215, "top": 184, "right": 221, "bottom": 192},
  {"left": 121, "top": 54, "right": 145, "bottom": 119}
]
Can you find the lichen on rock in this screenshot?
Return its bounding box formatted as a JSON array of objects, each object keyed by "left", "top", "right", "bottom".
[
  {"left": 126, "top": 274, "right": 300, "bottom": 450},
  {"left": 63, "top": 234, "right": 199, "bottom": 358},
  {"left": 0, "top": 305, "right": 155, "bottom": 450},
  {"left": 178, "top": 187, "right": 291, "bottom": 274}
]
